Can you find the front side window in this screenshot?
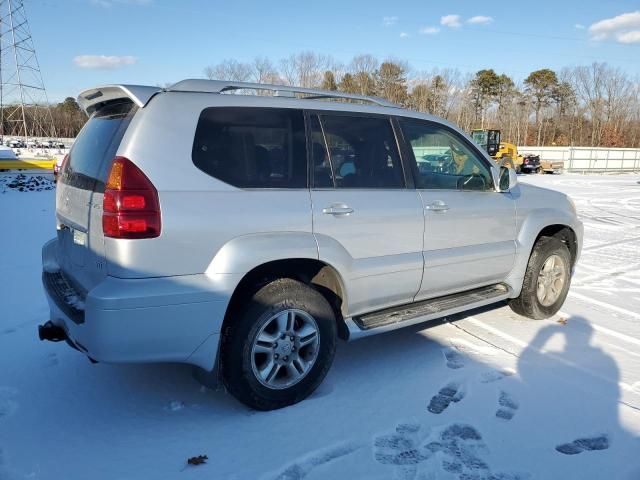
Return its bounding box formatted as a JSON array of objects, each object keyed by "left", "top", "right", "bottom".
[
  {"left": 317, "top": 114, "right": 404, "bottom": 189},
  {"left": 192, "top": 107, "right": 306, "bottom": 188},
  {"left": 400, "top": 120, "right": 494, "bottom": 191}
]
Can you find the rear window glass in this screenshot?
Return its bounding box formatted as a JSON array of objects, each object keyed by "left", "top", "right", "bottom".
[
  {"left": 62, "top": 101, "right": 136, "bottom": 190},
  {"left": 192, "top": 107, "right": 307, "bottom": 188}
]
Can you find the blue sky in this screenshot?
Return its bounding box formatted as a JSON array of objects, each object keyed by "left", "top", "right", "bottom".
[{"left": 25, "top": 0, "right": 640, "bottom": 101}]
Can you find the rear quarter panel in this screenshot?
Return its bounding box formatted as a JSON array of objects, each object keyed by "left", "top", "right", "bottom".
[{"left": 109, "top": 92, "right": 314, "bottom": 278}]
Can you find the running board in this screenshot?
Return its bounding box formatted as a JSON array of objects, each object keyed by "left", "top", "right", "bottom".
[{"left": 346, "top": 283, "right": 511, "bottom": 340}]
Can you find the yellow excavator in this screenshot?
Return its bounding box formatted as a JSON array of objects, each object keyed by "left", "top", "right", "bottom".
[
  {"left": 470, "top": 129, "right": 523, "bottom": 171},
  {"left": 471, "top": 129, "right": 564, "bottom": 174}
]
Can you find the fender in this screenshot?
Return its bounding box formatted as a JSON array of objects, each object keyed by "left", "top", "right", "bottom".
[
  {"left": 206, "top": 232, "right": 320, "bottom": 275},
  {"left": 206, "top": 232, "right": 360, "bottom": 316},
  {"left": 505, "top": 206, "right": 581, "bottom": 296}
]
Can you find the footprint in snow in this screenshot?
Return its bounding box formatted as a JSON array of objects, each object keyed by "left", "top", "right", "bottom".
[
  {"left": 428, "top": 382, "right": 465, "bottom": 414},
  {"left": 479, "top": 369, "right": 515, "bottom": 384},
  {"left": 0, "top": 388, "right": 18, "bottom": 419},
  {"left": 373, "top": 422, "right": 528, "bottom": 480},
  {"left": 44, "top": 352, "right": 59, "bottom": 367},
  {"left": 166, "top": 400, "right": 185, "bottom": 412},
  {"left": 373, "top": 423, "right": 430, "bottom": 480},
  {"left": 442, "top": 347, "right": 465, "bottom": 369},
  {"left": 495, "top": 391, "right": 519, "bottom": 421},
  {"left": 555, "top": 435, "right": 609, "bottom": 455},
  {"left": 437, "top": 424, "right": 490, "bottom": 476}
]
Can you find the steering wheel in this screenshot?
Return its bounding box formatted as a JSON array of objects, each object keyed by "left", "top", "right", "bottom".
[{"left": 461, "top": 172, "right": 486, "bottom": 190}]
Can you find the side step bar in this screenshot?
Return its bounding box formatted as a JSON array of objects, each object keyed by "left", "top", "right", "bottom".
[{"left": 347, "top": 283, "right": 511, "bottom": 339}]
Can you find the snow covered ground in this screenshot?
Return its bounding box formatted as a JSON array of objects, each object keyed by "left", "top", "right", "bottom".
[{"left": 1, "top": 172, "right": 639, "bottom": 480}]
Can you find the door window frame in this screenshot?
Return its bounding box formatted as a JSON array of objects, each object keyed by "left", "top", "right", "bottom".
[
  {"left": 304, "top": 109, "right": 413, "bottom": 190},
  {"left": 395, "top": 116, "right": 499, "bottom": 193},
  {"left": 191, "top": 105, "right": 310, "bottom": 191}
]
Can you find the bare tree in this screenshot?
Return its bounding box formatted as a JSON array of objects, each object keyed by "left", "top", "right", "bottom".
[
  {"left": 350, "top": 54, "right": 379, "bottom": 76},
  {"left": 204, "top": 59, "right": 253, "bottom": 82},
  {"left": 252, "top": 56, "right": 281, "bottom": 84},
  {"left": 279, "top": 52, "right": 331, "bottom": 88}
]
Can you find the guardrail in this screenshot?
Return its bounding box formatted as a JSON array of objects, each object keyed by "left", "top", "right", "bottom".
[
  {"left": 0, "top": 159, "right": 55, "bottom": 170},
  {"left": 518, "top": 146, "right": 640, "bottom": 173}
]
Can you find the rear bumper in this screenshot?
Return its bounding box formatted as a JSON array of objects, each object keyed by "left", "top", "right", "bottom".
[{"left": 41, "top": 239, "right": 240, "bottom": 370}]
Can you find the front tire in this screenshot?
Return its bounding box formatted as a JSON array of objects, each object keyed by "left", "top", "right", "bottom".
[
  {"left": 221, "top": 278, "right": 337, "bottom": 410},
  {"left": 509, "top": 236, "right": 572, "bottom": 320}
]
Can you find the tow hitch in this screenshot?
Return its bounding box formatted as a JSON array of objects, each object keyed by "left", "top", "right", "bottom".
[
  {"left": 38, "top": 321, "right": 67, "bottom": 342},
  {"left": 37, "top": 321, "right": 95, "bottom": 361}
]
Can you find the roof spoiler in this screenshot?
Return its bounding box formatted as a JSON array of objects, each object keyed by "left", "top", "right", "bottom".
[{"left": 77, "top": 85, "right": 161, "bottom": 115}]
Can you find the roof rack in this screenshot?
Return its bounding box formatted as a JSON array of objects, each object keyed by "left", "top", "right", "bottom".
[{"left": 166, "top": 79, "right": 398, "bottom": 108}]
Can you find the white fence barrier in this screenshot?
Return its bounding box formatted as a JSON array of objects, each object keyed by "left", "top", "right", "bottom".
[{"left": 518, "top": 146, "right": 640, "bottom": 173}]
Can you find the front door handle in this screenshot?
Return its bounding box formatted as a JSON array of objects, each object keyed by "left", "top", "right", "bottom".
[
  {"left": 322, "top": 204, "right": 354, "bottom": 216},
  {"left": 425, "top": 201, "right": 450, "bottom": 212}
]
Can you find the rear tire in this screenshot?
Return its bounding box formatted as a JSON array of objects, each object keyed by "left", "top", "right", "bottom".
[
  {"left": 221, "top": 278, "right": 337, "bottom": 410},
  {"left": 509, "top": 236, "right": 572, "bottom": 320}
]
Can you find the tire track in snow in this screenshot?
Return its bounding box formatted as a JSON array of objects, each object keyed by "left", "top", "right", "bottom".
[
  {"left": 587, "top": 198, "right": 640, "bottom": 223},
  {"left": 582, "top": 235, "right": 640, "bottom": 252},
  {"left": 265, "top": 441, "right": 363, "bottom": 480},
  {"left": 557, "top": 311, "right": 640, "bottom": 352},
  {"left": 568, "top": 292, "right": 640, "bottom": 321}
]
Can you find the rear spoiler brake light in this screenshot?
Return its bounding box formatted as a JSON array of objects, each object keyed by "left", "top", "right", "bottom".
[{"left": 77, "top": 85, "right": 161, "bottom": 115}]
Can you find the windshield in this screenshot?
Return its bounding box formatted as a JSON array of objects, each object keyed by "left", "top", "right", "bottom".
[{"left": 471, "top": 130, "right": 488, "bottom": 149}]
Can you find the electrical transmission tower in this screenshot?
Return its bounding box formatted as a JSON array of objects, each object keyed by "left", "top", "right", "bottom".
[{"left": 0, "top": 0, "right": 56, "bottom": 141}]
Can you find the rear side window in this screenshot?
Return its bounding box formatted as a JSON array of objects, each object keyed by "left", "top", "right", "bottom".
[
  {"left": 192, "top": 107, "right": 307, "bottom": 188},
  {"left": 309, "top": 115, "right": 333, "bottom": 188},
  {"left": 62, "top": 101, "right": 136, "bottom": 191},
  {"left": 316, "top": 114, "right": 404, "bottom": 189}
]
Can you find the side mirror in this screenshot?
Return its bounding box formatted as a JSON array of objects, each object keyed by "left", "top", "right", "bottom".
[{"left": 499, "top": 166, "right": 518, "bottom": 191}]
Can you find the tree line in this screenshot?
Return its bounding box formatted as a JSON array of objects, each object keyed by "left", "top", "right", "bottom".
[
  {"left": 50, "top": 97, "right": 88, "bottom": 138},
  {"left": 0, "top": 97, "right": 87, "bottom": 139},
  {"left": 4, "top": 53, "right": 638, "bottom": 147},
  {"left": 205, "top": 53, "right": 640, "bottom": 148}
]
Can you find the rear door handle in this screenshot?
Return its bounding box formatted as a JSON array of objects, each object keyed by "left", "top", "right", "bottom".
[
  {"left": 322, "top": 204, "right": 354, "bottom": 216},
  {"left": 425, "top": 201, "right": 450, "bottom": 212}
]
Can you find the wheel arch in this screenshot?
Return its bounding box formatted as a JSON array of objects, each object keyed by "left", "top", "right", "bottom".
[
  {"left": 221, "top": 258, "right": 350, "bottom": 340},
  {"left": 534, "top": 224, "right": 578, "bottom": 268},
  {"left": 507, "top": 213, "right": 581, "bottom": 296}
]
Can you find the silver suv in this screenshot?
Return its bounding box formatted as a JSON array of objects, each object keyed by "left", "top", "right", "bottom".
[{"left": 40, "top": 80, "right": 583, "bottom": 410}]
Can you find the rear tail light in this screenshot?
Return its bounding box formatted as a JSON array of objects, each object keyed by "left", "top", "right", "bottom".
[{"left": 102, "top": 157, "right": 161, "bottom": 239}]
